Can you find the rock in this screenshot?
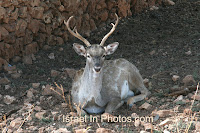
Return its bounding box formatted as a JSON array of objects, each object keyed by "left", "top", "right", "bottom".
[
  {"left": 173, "top": 95, "right": 184, "bottom": 103},
  {"left": 139, "top": 102, "right": 152, "bottom": 110},
  {"left": 75, "top": 129, "right": 88, "bottom": 133},
  {"left": 12, "top": 56, "right": 21, "bottom": 62},
  {"left": 59, "top": 47, "right": 64, "bottom": 51},
  {"left": 10, "top": 117, "right": 23, "bottom": 128},
  {"left": 11, "top": 73, "right": 21, "bottom": 79},
  {"left": 29, "top": 7, "right": 44, "bottom": 19},
  {"left": 149, "top": 50, "right": 156, "bottom": 55},
  {"left": 163, "top": 0, "right": 175, "bottom": 5},
  {"left": 43, "top": 45, "right": 51, "bottom": 50},
  {"left": 4, "top": 65, "right": 16, "bottom": 72},
  {"left": 5, "top": 84, "right": 11, "bottom": 90},
  {"left": 27, "top": 90, "right": 34, "bottom": 98},
  {"left": 140, "top": 131, "right": 149, "bottom": 133},
  {"left": 150, "top": 6, "right": 159, "bottom": 10},
  {"left": 159, "top": 118, "right": 172, "bottom": 126},
  {"left": 22, "top": 55, "right": 33, "bottom": 65},
  {"left": 0, "top": 78, "right": 10, "bottom": 84},
  {"left": 32, "top": 83, "right": 40, "bottom": 89},
  {"left": 182, "top": 75, "right": 196, "bottom": 86},
  {"left": 185, "top": 50, "right": 192, "bottom": 55},
  {"left": 34, "top": 106, "right": 42, "bottom": 111},
  {"left": 35, "top": 111, "right": 46, "bottom": 119},
  {"left": 191, "top": 94, "right": 200, "bottom": 101},
  {"left": 134, "top": 119, "right": 140, "bottom": 127},
  {"left": 183, "top": 108, "right": 192, "bottom": 115},
  {"left": 152, "top": 110, "right": 175, "bottom": 117},
  {"left": 196, "top": 122, "right": 200, "bottom": 132},
  {"left": 55, "top": 128, "right": 71, "bottom": 133},
  {"left": 163, "top": 130, "right": 170, "bottom": 133},
  {"left": 142, "top": 123, "right": 153, "bottom": 131},
  {"left": 42, "top": 84, "right": 53, "bottom": 95},
  {"left": 64, "top": 68, "right": 76, "bottom": 79},
  {"left": 4, "top": 95, "right": 16, "bottom": 104},
  {"left": 131, "top": 113, "right": 139, "bottom": 118},
  {"left": 48, "top": 53, "right": 55, "bottom": 59},
  {"left": 51, "top": 70, "right": 60, "bottom": 77},
  {"left": 172, "top": 75, "right": 180, "bottom": 82},
  {"left": 96, "top": 128, "right": 114, "bottom": 133},
  {"left": 56, "top": 37, "right": 64, "bottom": 45},
  {"left": 28, "top": 19, "right": 40, "bottom": 33}
]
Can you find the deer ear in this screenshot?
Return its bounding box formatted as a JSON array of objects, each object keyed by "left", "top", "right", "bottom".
[
  {"left": 73, "top": 43, "right": 86, "bottom": 56},
  {"left": 104, "top": 42, "right": 119, "bottom": 55}
]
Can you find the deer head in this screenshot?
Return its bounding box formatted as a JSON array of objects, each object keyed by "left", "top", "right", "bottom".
[{"left": 64, "top": 14, "right": 119, "bottom": 73}]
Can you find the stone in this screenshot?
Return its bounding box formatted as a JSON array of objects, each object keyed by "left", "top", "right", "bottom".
[
  {"left": 56, "top": 37, "right": 64, "bottom": 45},
  {"left": 28, "top": 19, "right": 40, "bottom": 33},
  {"left": 185, "top": 50, "right": 192, "bottom": 55},
  {"left": 25, "top": 42, "right": 39, "bottom": 55},
  {"left": 0, "top": 7, "right": 6, "bottom": 20},
  {"left": 55, "top": 128, "right": 71, "bottom": 133},
  {"left": 163, "top": 0, "right": 175, "bottom": 5},
  {"left": 19, "top": 6, "right": 28, "bottom": 18},
  {"left": 4, "top": 65, "right": 16, "bottom": 72},
  {"left": 183, "top": 108, "right": 192, "bottom": 115},
  {"left": 42, "top": 84, "right": 54, "bottom": 96},
  {"left": 0, "top": 78, "right": 10, "bottom": 84},
  {"left": 0, "top": 26, "right": 9, "bottom": 39},
  {"left": 191, "top": 94, "right": 200, "bottom": 101},
  {"left": 96, "top": 128, "right": 114, "bottom": 133},
  {"left": 32, "top": 83, "right": 40, "bottom": 89},
  {"left": 29, "top": 7, "right": 44, "bottom": 19},
  {"left": 142, "top": 123, "right": 153, "bottom": 131},
  {"left": 134, "top": 119, "right": 140, "bottom": 127},
  {"left": 48, "top": 53, "right": 55, "bottom": 59},
  {"left": 75, "top": 129, "right": 88, "bottom": 133},
  {"left": 196, "top": 122, "right": 200, "bottom": 132},
  {"left": 58, "top": 5, "right": 65, "bottom": 12},
  {"left": 12, "top": 56, "right": 21, "bottom": 63},
  {"left": 22, "top": 55, "right": 33, "bottom": 65},
  {"left": 10, "top": 117, "right": 23, "bottom": 128},
  {"left": 34, "top": 106, "right": 42, "bottom": 111},
  {"left": 11, "top": 73, "right": 21, "bottom": 79},
  {"left": 159, "top": 118, "right": 172, "bottom": 126},
  {"left": 172, "top": 75, "right": 180, "bottom": 82},
  {"left": 43, "top": 45, "right": 51, "bottom": 50},
  {"left": 30, "top": 0, "right": 41, "bottom": 7},
  {"left": 139, "top": 102, "right": 152, "bottom": 110},
  {"left": 3, "top": 95, "right": 16, "bottom": 104},
  {"left": 182, "top": 75, "right": 196, "bottom": 86},
  {"left": 51, "top": 70, "right": 60, "bottom": 77},
  {"left": 152, "top": 110, "right": 175, "bottom": 117},
  {"left": 64, "top": 68, "right": 76, "bottom": 79},
  {"left": 173, "top": 95, "right": 184, "bottom": 103},
  {"left": 27, "top": 90, "right": 34, "bottom": 98},
  {"left": 16, "top": 19, "right": 27, "bottom": 37},
  {"left": 35, "top": 111, "right": 46, "bottom": 120}
]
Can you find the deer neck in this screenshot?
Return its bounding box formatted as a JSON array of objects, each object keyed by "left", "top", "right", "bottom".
[{"left": 81, "top": 61, "right": 103, "bottom": 90}]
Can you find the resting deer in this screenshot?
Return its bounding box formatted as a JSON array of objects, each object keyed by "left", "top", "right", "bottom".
[{"left": 64, "top": 14, "right": 151, "bottom": 114}]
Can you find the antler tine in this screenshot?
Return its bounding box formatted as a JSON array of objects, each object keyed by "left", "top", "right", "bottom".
[
  {"left": 64, "top": 16, "right": 91, "bottom": 47},
  {"left": 100, "top": 13, "right": 119, "bottom": 46}
]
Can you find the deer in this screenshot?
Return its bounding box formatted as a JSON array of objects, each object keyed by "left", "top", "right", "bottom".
[{"left": 64, "top": 14, "right": 151, "bottom": 114}]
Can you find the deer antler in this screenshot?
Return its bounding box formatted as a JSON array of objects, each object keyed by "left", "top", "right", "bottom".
[
  {"left": 100, "top": 13, "right": 119, "bottom": 46},
  {"left": 64, "top": 16, "right": 91, "bottom": 47}
]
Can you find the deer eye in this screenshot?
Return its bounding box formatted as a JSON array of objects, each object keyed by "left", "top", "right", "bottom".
[
  {"left": 87, "top": 55, "right": 91, "bottom": 58},
  {"left": 102, "top": 55, "right": 106, "bottom": 58}
]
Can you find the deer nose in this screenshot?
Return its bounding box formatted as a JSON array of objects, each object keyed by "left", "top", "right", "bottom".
[{"left": 94, "top": 64, "right": 101, "bottom": 72}]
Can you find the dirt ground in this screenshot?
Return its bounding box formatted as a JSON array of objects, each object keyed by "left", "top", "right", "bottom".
[{"left": 0, "top": 0, "right": 200, "bottom": 132}]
